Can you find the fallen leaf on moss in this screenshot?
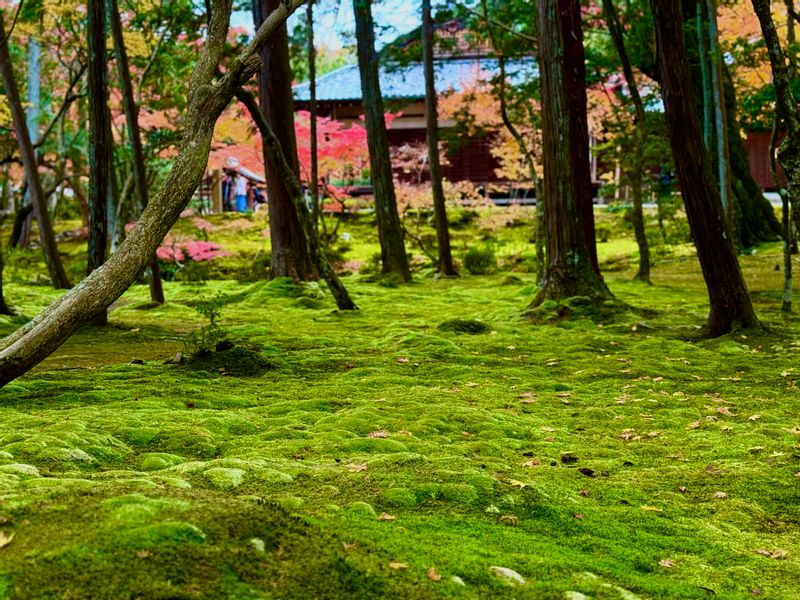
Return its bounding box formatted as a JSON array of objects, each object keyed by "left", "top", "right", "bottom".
[
  {"left": 427, "top": 567, "right": 442, "bottom": 581},
  {"left": 368, "top": 430, "right": 389, "bottom": 438},
  {"left": 378, "top": 513, "right": 396, "bottom": 521},
  {"left": 756, "top": 549, "right": 787, "bottom": 559},
  {"left": 389, "top": 562, "right": 408, "bottom": 570},
  {"left": 658, "top": 559, "right": 675, "bottom": 568},
  {"left": 346, "top": 463, "right": 367, "bottom": 473},
  {"left": 0, "top": 531, "right": 14, "bottom": 549},
  {"left": 641, "top": 505, "right": 663, "bottom": 512},
  {"left": 713, "top": 491, "right": 727, "bottom": 499}
]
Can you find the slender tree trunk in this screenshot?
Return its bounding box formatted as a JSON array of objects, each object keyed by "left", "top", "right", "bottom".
[
  {"left": 307, "top": 0, "right": 321, "bottom": 231},
  {"left": 237, "top": 88, "right": 357, "bottom": 310},
  {"left": 109, "top": 0, "right": 165, "bottom": 304},
  {"left": 685, "top": 0, "right": 779, "bottom": 248},
  {"left": 0, "top": 212, "right": 12, "bottom": 316},
  {"left": 753, "top": 0, "right": 800, "bottom": 310},
  {"left": 0, "top": 15, "right": 71, "bottom": 289},
  {"left": 770, "top": 117, "right": 792, "bottom": 312},
  {"left": 254, "top": 0, "right": 315, "bottom": 281},
  {"left": 353, "top": 0, "right": 411, "bottom": 281},
  {"left": 422, "top": 0, "right": 456, "bottom": 277},
  {"left": 707, "top": 0, "right": 734, "bottom": 236},
  {"left": 87, "top": 0, "right": 111, "bottom": 325},
  {"left": 0, "top": 0, "right": 306, "bottom": 388},
  {"left": 602, "top": 0, "right": 651, "bottom": 283},
  {"left": 652, "top": 0, "right": 758, "bottom": 335},
  {"left": 532, "top": 0, "right": 609, "bottom": 305}
]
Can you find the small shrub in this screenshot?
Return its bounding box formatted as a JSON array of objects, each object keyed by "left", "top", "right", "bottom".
[
  {"left": 463, "top": 246, "right": 497, "bottom": 275},
  {"left": 184, "top": 293, "right": 228, "bottom": 357},
  {"left": 595, "top": 224, "right": 612, "bottom": 243}
]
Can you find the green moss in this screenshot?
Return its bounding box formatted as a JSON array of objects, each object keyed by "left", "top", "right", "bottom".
[{"left": 2, "top": 211, "right": 800, "bottom": 598}]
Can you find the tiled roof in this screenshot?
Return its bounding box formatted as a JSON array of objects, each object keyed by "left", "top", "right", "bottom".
[{"left": 293, "top": 57, "right": 536, "bottom": 103}]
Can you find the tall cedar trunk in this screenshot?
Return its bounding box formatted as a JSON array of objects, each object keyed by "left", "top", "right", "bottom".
[
  {"left": 0, "top": 0, "right": 306, "bottom": 387},
  {"left": 254, "top": 0, "right": 315, "bottom": 281},
  {"left": 109, "top": 0, "right": 165, "bottom": 304},
  {"left": 422, "top": 0, "right": 456, "bottom": 277},
  {"left": 0, "top": 16, "right": 71, "bottom": 289},
  {"left": 602, "top": 0, "right": 651, "bottom": 283},
  {"left": 236, "top": 88, "right": 357, "bottom": 310},
  {"left": 353, "top": 0, "right": 411, "bottom": 281},
  {"left": 684, "top": 0, "right": 780, "bottom": 248},
  {"left": 752, "top": 0, "right": 800, "bottom": 309},
  {"left": 652, "top": 0, "right": 758, "bottom": 335},
  {"left": 532, "top": 0, "right": 609, "bottom": 305},
  {"left": 87, "top": 0, "right": 110, "bottom": 325},
  {"left": 307, "top": 0, "right": 320, "bottom": 229}
]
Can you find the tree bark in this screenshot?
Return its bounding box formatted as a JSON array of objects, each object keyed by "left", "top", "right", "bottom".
[
  {"left": 87, "top": 0, "right": 111, "bottom": 325},
  {"left": 532, "top": 0, "right": 609, "bottom": 305},
  {"left": 602, "top": 0, "right": 651, "bottom": 283},
  {"left": 422, "top": 0, "right": 456, "bottom": 277},
  {"left": 0, "top": 15, "right": 71, "bottom": 289},
  {"left": 752, "top": 0, "right": 800, "bottom": 310},
  {"left": 353, "top": 0, "right": 411, "bottom": 281},
  {"left": 237, "top": 88, "right": 357, "bottom": 310},
  {"left": 0, "top": 0, "right": 306, "bottom": 387},
  {"left": 109, "top": 0, "right": 165, "bottom": 304},
  {"left": 652, "top": 0, "right": 758, "bottom": 335},
  {"left": 254, "top": 0, "right": 315, "bottom": 281}
]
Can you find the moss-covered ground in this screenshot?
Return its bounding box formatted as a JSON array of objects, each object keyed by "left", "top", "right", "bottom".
[{"left": 0, "top": 207, "right": 798, "bottom": 598}]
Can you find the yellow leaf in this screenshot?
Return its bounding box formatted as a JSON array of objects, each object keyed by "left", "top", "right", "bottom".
[{"left": 389, "top": 562, "right": 408, "bottom": 570}]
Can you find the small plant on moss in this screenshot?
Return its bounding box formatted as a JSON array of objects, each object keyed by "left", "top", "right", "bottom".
[
  {"left": 184, "top": 293, "right": 228, "bottom": 356},
  {"left": 463, "top": 245, "right": 497, "bottom": 275}
]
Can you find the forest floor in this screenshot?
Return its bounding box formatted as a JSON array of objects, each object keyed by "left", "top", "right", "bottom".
[{"left": 0, "top": 207, "right": 798, "bottom": 599}]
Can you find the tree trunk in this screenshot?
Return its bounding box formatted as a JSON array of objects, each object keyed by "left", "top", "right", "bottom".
[
  {"left": 237, "top": 88, "right": 357, "bottom": 310},
  {"left": 532, "top": 0, "right": 609, "bottom": 305},
  {"left": 87, "top": 0, "right": 111, "bottom": 325},
  {"left": 422, "top": 0, "right": 456, "bottom": 278},
  {"left": 684, "top": 0, "right": 780, "bottom": 248},
  {"left": 0, "top": 213, "right": 12, "bottom": 316},
  {"left": 0, "top": 16, "right": 71, "bottom": 289},
  {"left": 254, "top": 0, "right": 315, "bottom": 281},
  {"left": 0, "top": 0, "right": 306, "bottom": 387},
  {"left": 307, "top": 0, "right": 320, "bottom": 230},
  {"left": 353, "top": 0, "right": 411, "bottom": 281},
  {"left": 652, "top": 0, "right": 758, "bottom": 335},
  {"left": 723, "top": 66, "right": 781, "bottom": 248},
  {"left": 752, "top": 0, "right": 800, "bottom": 310},
  {"left": 602, "top": 0, "right": 651, "bottom": 283},
  {"left": 109, "top": 0, "right": 165, "bottom": 304}
]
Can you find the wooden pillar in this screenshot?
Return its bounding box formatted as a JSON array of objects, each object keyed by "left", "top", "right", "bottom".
[{"left": 211, "top": 169, "right": 222, "bottom": 214}]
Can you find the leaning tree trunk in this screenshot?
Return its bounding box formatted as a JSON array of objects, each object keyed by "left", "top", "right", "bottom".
[
  {"left": 752, "top": 0, "right": 800, "bottom": 311},
  {"left": 254, "top": 0, "right": 315, "bottom": 281},
  {"left": 237, "top": 88, "right": 357, "bottom": 310},
  {"left": 87, "top": 0, "right": 111, "bottom": 325},
  {"left": 109, "top": 0, "right": 165, "bottom": 304},
  {"left": 353, "top": 0, "right": 411, "bottom": 281},
  {"left": 0, "top": 0, "right": 306, "bottom": 388},
  {"left": 532, "top": 0, "right": 609, "bottom": 305},
  {"left": 422, "top": 0, "right": 457, "bottom": 277},
  {"left": 652, "top": 0, "right": 758, "bottom": 335},
  {"left": 0, "top": 15, "right": 71, "bottom": 290},
  {"left": 602, "top": 0, "right": 651, "bottom": 283}
]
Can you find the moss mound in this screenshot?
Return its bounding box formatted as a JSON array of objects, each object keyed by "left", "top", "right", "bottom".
[
  {"left": 185, "top": 345, "right": 277, "bottom": 377},
  {"left": 437, "top": 318, "right": 491, "bottom": 334},
  {"left": 0, "top": 493, "right": 399, "bottom": 599}
]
